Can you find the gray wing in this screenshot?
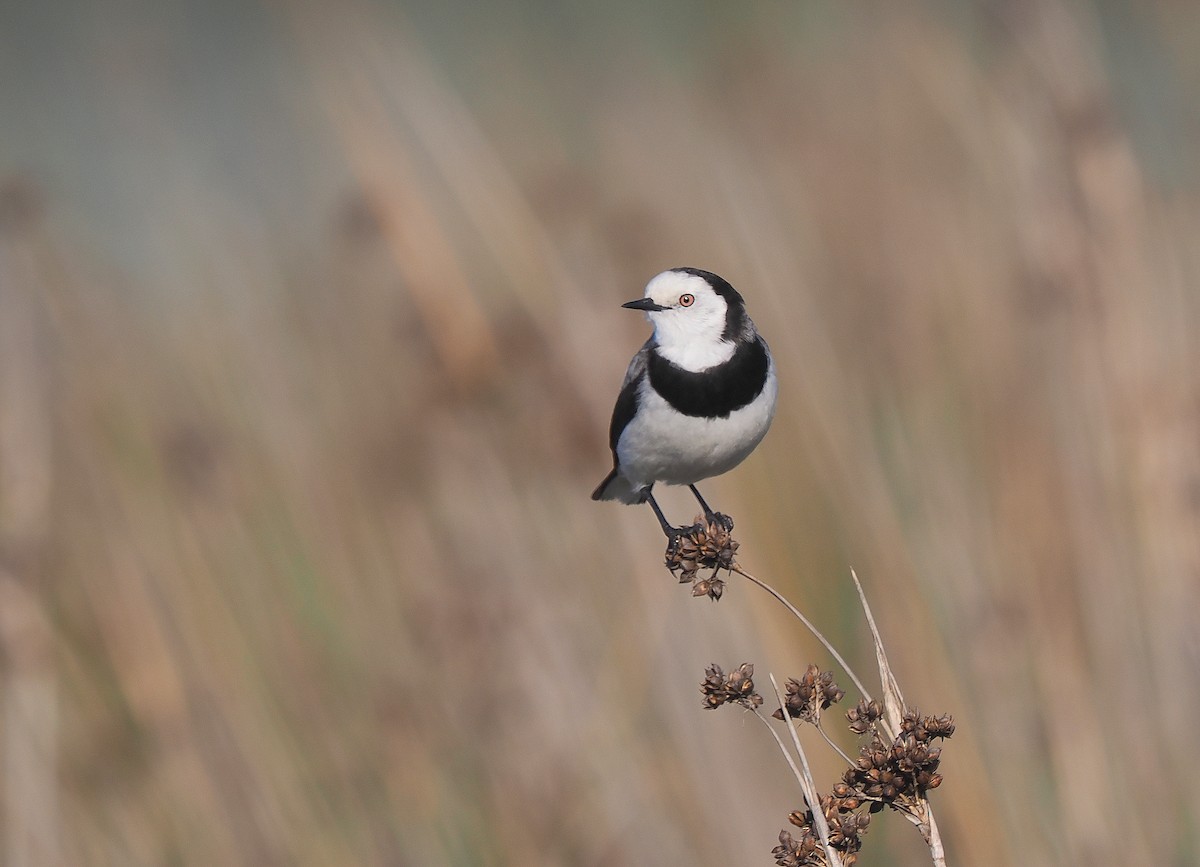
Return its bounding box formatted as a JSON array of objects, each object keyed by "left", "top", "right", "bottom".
[{"left": 608, "top": 340, "right": 652, "bottom": 454}]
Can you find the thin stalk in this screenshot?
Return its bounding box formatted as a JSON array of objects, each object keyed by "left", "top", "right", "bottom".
[
  {"left": 815, "top": 721, "right": 856, "bottom": 768},
  {"left": 752, "top": 710, "right": 813, "bottom": 803},
  {"left": 767, "top": 674, "right": 843, "bottom": 867},
  {"left": 733, "top": 565, "right": 872, "bottom": 701}
]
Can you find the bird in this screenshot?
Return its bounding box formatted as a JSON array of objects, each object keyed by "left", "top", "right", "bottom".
[{"left": 591, "top": 267, "right": 777, "bottom": 537}]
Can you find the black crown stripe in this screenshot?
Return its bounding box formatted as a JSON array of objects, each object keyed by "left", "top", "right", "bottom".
[{"left": 669, "top": 267, "right": 747, "bottom": 341}]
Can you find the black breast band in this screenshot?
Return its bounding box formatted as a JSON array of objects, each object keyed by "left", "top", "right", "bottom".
[{"left": 647, "top": 338, "right": 768, "bottom": 419}]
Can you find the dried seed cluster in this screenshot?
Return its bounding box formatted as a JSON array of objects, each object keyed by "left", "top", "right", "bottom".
[
  {"left": 772, "top": 665, "right": 846, "bottom": 723},
  {"left": 774, "top": 789, "right": 870, "bottom": 866},
  {"left": 842, "top": 710, "right": 955, "bottom": 805},
  {"left": 665, "top": 516, "right": 738, "bottom": 600},
  {"left": 700, "top": 661, "right": 954, "bottom": 864},
  {"left": 845, "top": 698, "right": 883, "bottom": 734},
  {"left": 699, "top": 662, "right": 763, "bottom": 711}
]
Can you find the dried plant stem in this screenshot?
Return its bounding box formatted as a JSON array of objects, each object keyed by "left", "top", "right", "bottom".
[
  {"left": 754, "top": 674, "right": 844, "bottom": 867},
  {"left": 849, "top": 569, "right": 903, "bottom": 739},
  {"left": 815, "top": 721, "right": 856, "bottom": 768},
  {"left": 896, "top": 801, "right": 947, "bottom": 867},
  {"left": 733, "top": 565, "right": 871, "bottom": 702},
  {"left": 752, "top": 711, "right": 812, "bottom": 803},
  {"left": 848, "top": 570, "right": 948, "bottom": 866},
  {"left": 691, "top": 534, "right": 951, "bottom": 866},
  {"left": 926, "top": 806, "right": 946, "bottom": 866}
]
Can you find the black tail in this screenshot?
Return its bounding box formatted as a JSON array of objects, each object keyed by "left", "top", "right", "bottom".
[{"left": 591, "top": 469, "right": 619, "bottom": 501}]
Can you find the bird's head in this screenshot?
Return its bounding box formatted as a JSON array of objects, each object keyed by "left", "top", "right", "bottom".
[{"left": 623, "top": 268, "right": 750, "bottom": 371}]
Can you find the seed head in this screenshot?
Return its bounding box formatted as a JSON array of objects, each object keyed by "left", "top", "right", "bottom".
[
  {"left": 842, "top": 708, "right": 952, "bottom": 805},
  {"left": 699, "top": 662, "right": 763, "bottom": 711},
  {"left": 772, "top": 664, "right": 845, "bottom": 723},
  {"left": 775, "top": 791, "right": 869, "bottom": 866},
  {"left": 665, "top": 516, "right": 739, "bottom": 600},
  {"left": 845, "top": 698, "right": 883, "bottom": 734}
]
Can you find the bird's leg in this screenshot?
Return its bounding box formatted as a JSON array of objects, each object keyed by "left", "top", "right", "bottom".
[
  {"left": 687, "top": 484, "right": 717, "bottom": 522},
  {"left": 688, "top": 485, "right": 733, "bottom": 530},
  {"left": 645, "top": 491, "right": 683, "bottom": 540}
]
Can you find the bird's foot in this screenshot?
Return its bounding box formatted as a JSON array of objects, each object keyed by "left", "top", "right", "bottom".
[
  {"left": 703, "top": 511, "right": 734, "bottom": 533},
  {"left": 663, "top": 524, "right": 688, "bottom": 557}
]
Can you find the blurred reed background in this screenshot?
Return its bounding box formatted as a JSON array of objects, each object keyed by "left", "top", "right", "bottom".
[{"left": 1, "top": 0, "right": 1198, "bottom": 864}]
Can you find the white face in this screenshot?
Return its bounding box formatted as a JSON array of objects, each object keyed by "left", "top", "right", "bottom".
[{"left": 639, "top": 270, "right": 734, "bottom": 371}]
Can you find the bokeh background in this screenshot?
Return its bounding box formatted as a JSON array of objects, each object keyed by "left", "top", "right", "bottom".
[{"left": 2, "top": 1, "right": 1199, "bottom": 864}]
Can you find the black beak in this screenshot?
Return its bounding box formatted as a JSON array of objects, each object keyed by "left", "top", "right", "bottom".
[{"left": 622, "top": 298, "right": 668, "bottom": 312}]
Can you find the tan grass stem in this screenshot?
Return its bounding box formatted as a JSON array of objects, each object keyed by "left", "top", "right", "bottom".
[{"left": 733, "top": 565, "right": 871, "bottom": 702}]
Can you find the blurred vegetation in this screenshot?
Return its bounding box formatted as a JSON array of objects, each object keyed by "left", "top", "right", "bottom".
[{"left": 2, "top": 1, "right": 1199, "bottom": 865}]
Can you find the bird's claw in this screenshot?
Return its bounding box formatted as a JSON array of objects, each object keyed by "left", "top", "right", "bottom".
[{"left": 705, "top": 512, "right": 734, "bottom": 533}]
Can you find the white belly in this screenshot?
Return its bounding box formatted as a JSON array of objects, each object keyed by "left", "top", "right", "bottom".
[{"left": 616, "top": 366, "right": 777, "bottom": 489}]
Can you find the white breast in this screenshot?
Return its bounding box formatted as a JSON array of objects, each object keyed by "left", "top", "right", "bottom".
[{"left": 616, "top": 362, "right": 777, "bottom": 489}]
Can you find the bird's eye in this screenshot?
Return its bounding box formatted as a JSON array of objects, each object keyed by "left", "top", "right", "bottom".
[{"left": 679, "top": 294, "right": 695, "bottom": 307}]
